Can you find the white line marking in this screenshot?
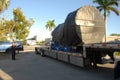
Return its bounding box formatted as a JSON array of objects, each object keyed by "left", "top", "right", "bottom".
[{"left": 0, "top": 69, "right": 14, "bottom": 80}]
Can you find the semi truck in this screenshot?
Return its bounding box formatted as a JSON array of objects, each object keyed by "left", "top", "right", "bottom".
[{"left": 35, "top": 5, "right": 120, "bottom": 68}]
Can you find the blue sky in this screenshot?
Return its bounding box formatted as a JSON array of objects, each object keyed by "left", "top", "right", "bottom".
[{"left": 1, "top": 0, "right": 120, "bottom": 40}]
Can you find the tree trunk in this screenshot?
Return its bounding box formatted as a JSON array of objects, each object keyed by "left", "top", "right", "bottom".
[
  {"left": 104, "top": 16, "right": 107, "bottom": 42},
  {"left": 104, "top": 11, "right": 107, "bottom": 43}
]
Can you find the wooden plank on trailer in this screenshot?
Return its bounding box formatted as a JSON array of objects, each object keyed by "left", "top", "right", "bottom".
[
  {"left": 44, "top": 49, "right": 50, "bottom": 56},
  {"left": 70, "top": 55, "right": 85, "bottom": 67},
  {"left": 62, "top": 53, "right": 69, "bottom": 62}
]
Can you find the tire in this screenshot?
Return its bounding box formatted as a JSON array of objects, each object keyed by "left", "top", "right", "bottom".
[
  {"left": 40, "top": 49, "right": 44, "bottom": 57},
  {"left": 35, "top": 48, "right": 40, "bottom": 54}
]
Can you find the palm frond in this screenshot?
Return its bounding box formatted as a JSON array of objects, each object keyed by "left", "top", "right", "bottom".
[
  {"left": 108, "top": 6, "right": 120, "bottom": 15},
  {"left": 93, "top": 0, "right": 104, "bottom": 5},
  {"left": 45, "top": 20, "right": 56, "bottom": 31},
  {"left": 108, "top": 0, "right": 119, "bottom": 7}
]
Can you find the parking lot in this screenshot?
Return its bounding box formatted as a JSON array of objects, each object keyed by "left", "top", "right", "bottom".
[{"left": 0, "top": 46, "right": 115, "bottom": 80}]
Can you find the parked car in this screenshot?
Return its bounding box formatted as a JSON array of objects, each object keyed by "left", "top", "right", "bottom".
[{"left": 0, "top": 41, "right": 24, "bottom": 53}]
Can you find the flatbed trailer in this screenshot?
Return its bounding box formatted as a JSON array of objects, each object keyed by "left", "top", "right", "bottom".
[
  {"left": 35, "top": 43, "right": 120, "bottom": 67},
  {"left": 35, "top": 47, "right": 91, "bottom": 67}
]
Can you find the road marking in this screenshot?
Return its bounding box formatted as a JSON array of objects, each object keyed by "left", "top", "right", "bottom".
[{"left": 0, "top": 69, "right": 14, "bottom": 80}]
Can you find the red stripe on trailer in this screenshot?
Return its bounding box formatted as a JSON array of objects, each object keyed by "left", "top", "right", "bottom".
[
  {"left": 102, "top": 44, "right": 107, "bottom": 47},
  {"left": 118, "top": 44, "right": 120, "bottom": 47}
]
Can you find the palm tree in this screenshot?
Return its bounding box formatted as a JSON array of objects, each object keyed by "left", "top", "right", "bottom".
[
  {"left": 93, "top": 0, "right": 120, "bottom": 42},
  {"left": 0, "top": 0, "right": 10, "bottom": 13},
  {"left": 45, "top": 20, "right": 56, "bottom": 31}
]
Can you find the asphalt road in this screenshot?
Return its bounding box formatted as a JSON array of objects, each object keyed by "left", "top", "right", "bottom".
[{"left": 0, "top": 46, "right": 115, "bottom": 80}]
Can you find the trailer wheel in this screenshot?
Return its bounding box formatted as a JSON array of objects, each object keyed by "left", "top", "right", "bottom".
[
  {"left": 91, "top": 62, "right": 97, "bottom": 68},
  {"left": 35, "top": 48, "right": 39, "bottom": 54},
  {"left": 89, "top": 52, "right": 98, "bottom": 68},
  {"left": 40, "top": 49, "right": 44, "bottom": 57}
]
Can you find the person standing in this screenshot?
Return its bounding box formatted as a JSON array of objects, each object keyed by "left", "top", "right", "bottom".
[{"left": 11, "top": 43, "right": 16, "bottom": 60}]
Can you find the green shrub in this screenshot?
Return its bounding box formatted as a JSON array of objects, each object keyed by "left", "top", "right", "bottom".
[{"left": 114, "top": 51, "right": 120, "bottom": 56}]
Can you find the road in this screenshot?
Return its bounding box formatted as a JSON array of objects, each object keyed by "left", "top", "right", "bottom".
[{"left": 0, "top": 46, "right": 115, "bottom": 80}]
